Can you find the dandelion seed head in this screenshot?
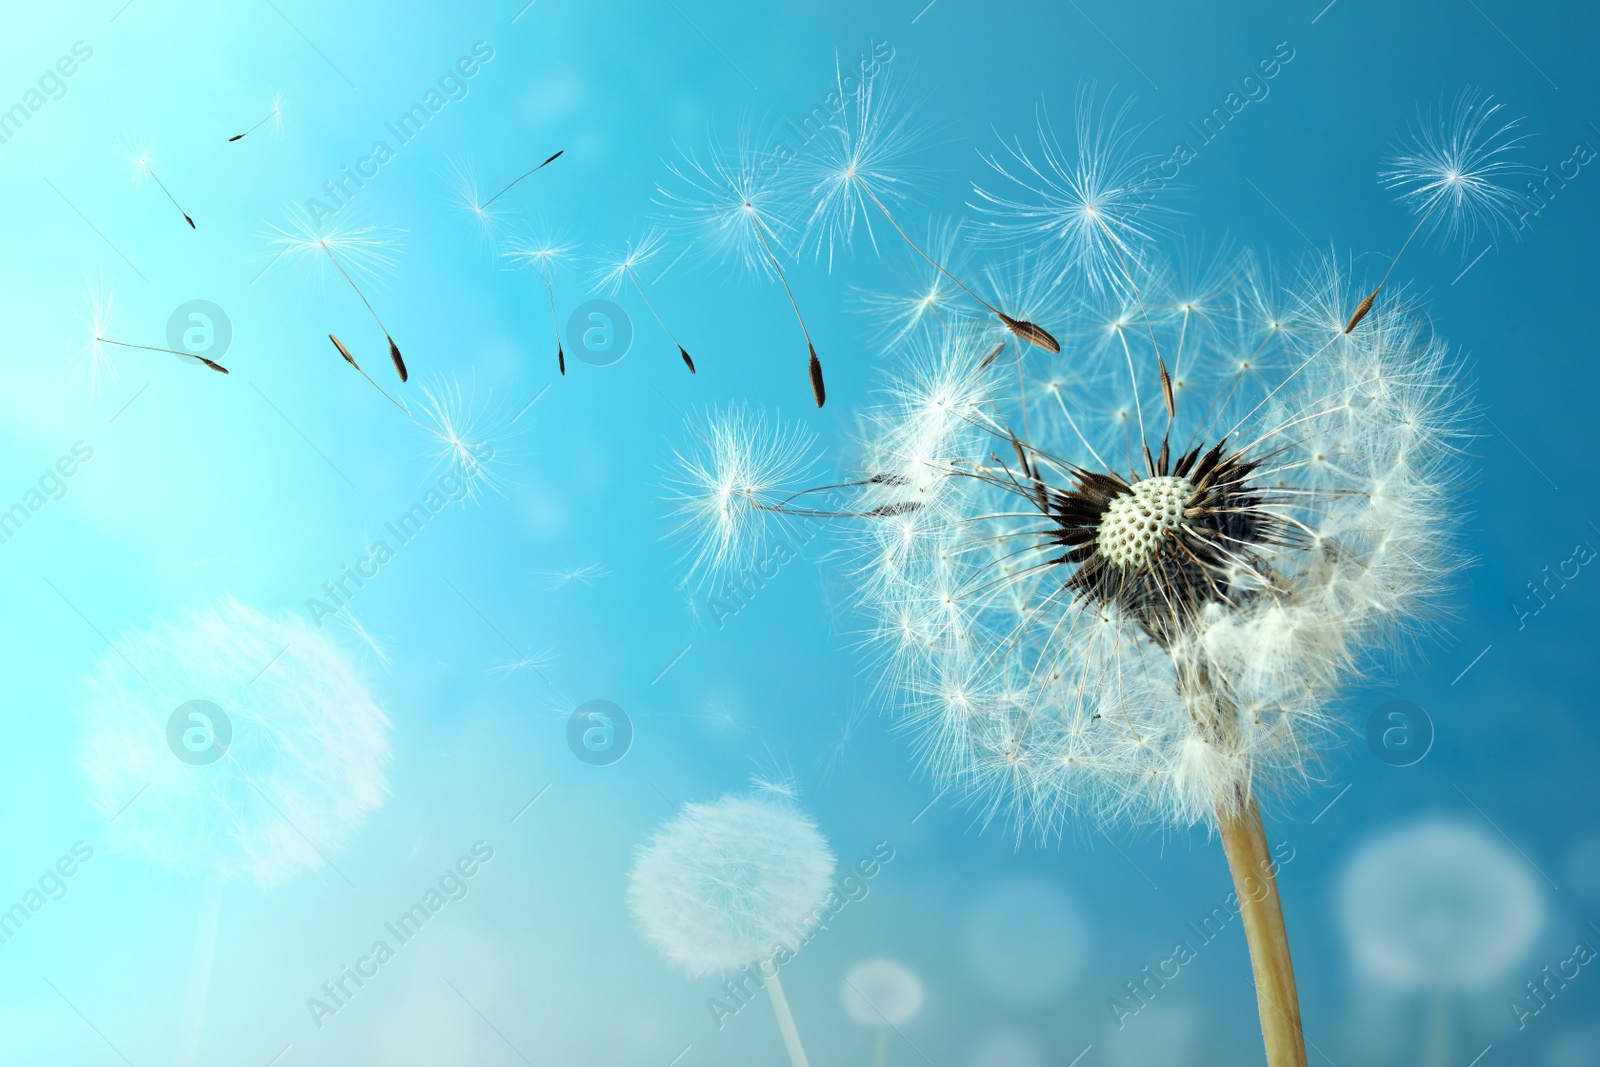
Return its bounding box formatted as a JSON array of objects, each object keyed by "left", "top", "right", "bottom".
[
  {"left": 77, "top": 597, "right": 390, "bottom": 887},
  {"left": 264, "top": 209, "right": 403, "bottom": 283},
  {"left": 626, "top": 791, "right": 836, "bottom": 977},
  {"left": 75, "top": 276, "right": 118, "bottom": 394},
  {"left": 1382, "top": 88, "right": 1535, "bottom": 248},
  {"left": 752, "top": 249, "right": 1466, "bottom": 838}
]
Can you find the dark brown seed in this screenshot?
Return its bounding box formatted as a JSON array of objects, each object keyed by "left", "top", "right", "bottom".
[
  {"left": 388, "top": 337, "right": 408, "bottom": 382},
  {"left": 558, "top": 344, "right": 566, "bottom": 376},
  {"left": 680, "top": 346, "right": 695, "bottom": 373},
  {"left": 199, "top": 356, "right": 229, "bottom": 374},
  {"left": 978, "top": 341, "right": 1007, "bottom": 370},
  {"left": 1142, "top": 441, "right": 1156, "bottom": 478},
  {"left": 329, "top": 334, "right": 360, "bottom": 369},
  {"left": 1158, "top": 355, "right": 1176, "bottom": 419},
  {"left": 228, "top": 133, "right": 244, "bottom": 142},
  {"left": 1345, "top": 291, "right": 1377, "bottom": 333},
  {"left": 184, "top": 214, "right": 196, "bottom": 230},
  {"left": 998, "top": 313, "right": 1060, "bottom": 355},
  {"left": 808, "top": 345, "right": 825, "bottom": 408}
]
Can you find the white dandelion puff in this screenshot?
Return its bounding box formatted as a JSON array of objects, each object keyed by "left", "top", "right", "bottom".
[
  {"left": 592, "top": 229, "right": 697, "bottom": 373},
  {"left": 505, "top": 227, "right": 577, "bottom": 375},
  {"left": 77, "top": 596, "right": 391, "bottom": 886},
  {"left": 627, "top": 791, "right": 835, "bottom": 1067},
  {"left": 842, "top": 957, "right": 925, "bottom": 1066},
  {"left": 1336, "top": 818, "right": 1545, "bottom": 993}
]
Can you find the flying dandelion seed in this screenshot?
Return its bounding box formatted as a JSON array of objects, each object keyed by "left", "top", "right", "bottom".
[
  {"left": 75, "top": 276, "right": 118, "bottom": 392},
  {"left": 541, "top": 563, "right": 611, "bottom": 588},
  {"left": 666, "top": 403, "right": 823, "bottom": 590},
  {"left": 627, "top": 790, "right": 835, "bottom": 1067},
  {"left": 659, "top": 138, "right": 823, "bottom": 402},
  {"left": 841, "top": 958, "right": 925, "bottom": 1067},
  {"left": 266, "top": 212, "right": 409, "bottom": 380},
  {"left": 505, "top": 230, "right": 577, "bottom": 376},
  {"left": 593, "top": 229, "right": 696, "bottom": 374},
  {"left": 125, "top": 140, "right": 197, "bottom": 229},
  {"left": 1342, "top": 88, "right": 1534, "bottom": 333},
  {"left": 444, "top": 161, "right": 504, "bottom": 241},
  {"left": 481, "top": 148, "right": 563, "bottom": 210},
  {"left": 853, "top": 218, "right": 986, "bottom": 348},
  {"left": 412, "top": 378, "right": 510, "bottom": 499},
  {"left": 805, "top": 68, "right": 1059, "bottom": 355},
  {"left": 228, "top": 93, "right": 285, "bottom": 141},
  {"left": 488, "top": 649, "right": 557, "bottom": 674},
  {"left": 79, "top": 280, "right": 228, "bottom": 377}
]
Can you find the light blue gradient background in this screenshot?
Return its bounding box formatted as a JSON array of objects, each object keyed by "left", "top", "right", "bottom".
[{"left": 0, "top": 0, "right": 1596, "bottom": 1063}]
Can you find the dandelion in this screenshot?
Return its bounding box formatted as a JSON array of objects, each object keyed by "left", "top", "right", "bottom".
[
  {"left": 266, "top": 211, "right": 408, "bottom": 380},
  {"left": 1344, "top": 88, "right": 1533, "bottom": 333},
  {"left": 228, "top": 93, "right": 285, "bottom": 141},
  {"left": 1335, "top": 818, "right": 1545, "bottom": 1064},
  {"left": 126, "top": 139, "right": 197, "bottom": 229},
  {"left": 593, "top": 229, "right": 696, "bottom": 373},
  {"left": 79, "top": 279, "right": 229, "bottom": 379},
  {"left": 841, "top": 958, "right": 925, "bottom": 1067},
  {"left": 540, "top": 562, "right": 611, "bottom": 588},
  {"left": 805, "top": 69, "right": 1060, "bottom": 354},
  {"left": 506, "top": 230, "right": 577, "bottom": 375},
  {"left": 627, "top": 790, "right": 836, "bottom": 1067},
  {"left": 78, "top": 596, "right": 391, "bottom": 883},
  {"left": 678, "top": 247, "right": 1467, "bottom": 1066},
  {"left": 444, "top": 161, "right": 505, "bottom": 241},
  {"left": 78, "top": 596, "right": 389, "bottom": 1067},
  {"left": 659, "top": 138, "right": 821, "bottom": 401}
]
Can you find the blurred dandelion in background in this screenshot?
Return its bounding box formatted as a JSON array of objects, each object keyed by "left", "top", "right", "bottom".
[
  {"left": 627, "top": 789, "right": 835, "bottom": 1067},
  {"left": 1336, "top": 818, "right": 1546, "bottom": 1066},
  {"left": 841, "top": 957, "right": 925, "bottom": 1066},
  {"left": 77, "top": 597, "right": 390, "bottom": 1065}
]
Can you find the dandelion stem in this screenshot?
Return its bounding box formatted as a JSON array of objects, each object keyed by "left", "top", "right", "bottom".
[
  {"left": 100, "top": 337, "right": 228, "bottom": 374},
  {"left": 480, "top": 149, "right": 563, "bottom": 210},
  {"left": 149, "top": 169, "right": 196, "bottom": 229},
  {"left": 1346, "top": 197, "right": 1441, "bottom": 332},
  {"left": 625, "top": 270, "right": 694, "bottom": 373},
  {"left": 761, "top": 964, "right": 812, "bottom": 1067},
  {"left": 746, "top": 209, "right": 823, "bottom": 405},
  {"left": 851, "top": 174, "right": 1061, "bottom": 354},
  {"left": 1219, "top": 793, "right": 1307, "bottom": 1067}
]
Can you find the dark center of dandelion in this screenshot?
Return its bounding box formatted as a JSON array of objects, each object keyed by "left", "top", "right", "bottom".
[{"left": 1042, "top": 440, "right": 1283, "bottom": 643}]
